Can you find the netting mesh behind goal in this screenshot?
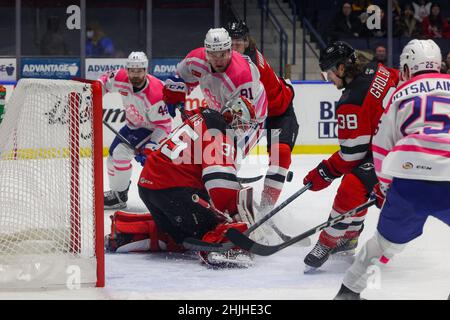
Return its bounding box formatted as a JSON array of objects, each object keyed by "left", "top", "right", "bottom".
[{"left": 0, "top": 79, "right": 103, "bottom": 288}]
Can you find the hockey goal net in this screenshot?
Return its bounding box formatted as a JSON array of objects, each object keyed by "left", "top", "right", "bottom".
[{"left": 0, "top": 78, "right": 104, "bottom": 288}]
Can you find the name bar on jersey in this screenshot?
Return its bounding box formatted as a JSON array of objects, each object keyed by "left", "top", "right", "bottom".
[{"left": 393, "top": 79, "right": 450, "bottom": 102}]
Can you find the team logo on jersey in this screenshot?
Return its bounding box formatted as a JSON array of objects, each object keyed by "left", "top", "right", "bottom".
[
  {"left": 358, "top": 162, "right": 374, "bottom": 171},
  {"left": 402, "top": 162, "right": 413, "bottom": 170},
  {"left": 140, "top": 177, "right": 153, "bottom": 185},
  {"left": 365, "top": 68, "right": 375, "bottom": 75},
  {"left": 191, "top": 70, "right": 201, "bottom": 78},
  {"left": 119, "top": 90, "right": 128, "bottom": 96}
]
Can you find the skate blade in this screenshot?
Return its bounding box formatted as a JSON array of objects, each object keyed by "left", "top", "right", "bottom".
[
  {"left": 332, "top": 249, "right": 355, "bottom": 256},
  {"left": 303, "top": 265, "right": 321, "bottom": 274},
  {"left": 104, "top": 203, "right": 127, "bottom": 210}
]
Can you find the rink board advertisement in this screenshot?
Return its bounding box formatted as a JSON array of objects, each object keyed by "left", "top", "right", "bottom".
[
  {"left": 1, "top": 81, "right": 341, "bottom": 154},
  {"left": 0, "top": 58, "right": 16, "bottom": 82},
  {"left": 85, "top": 58, "right": 127, "bottom": 80},
  {"left": 20, "top": 58, "right": 81, "bottom": 79},
  {"left": 151, "top": 58, "right": 182, "bottom": 81}
]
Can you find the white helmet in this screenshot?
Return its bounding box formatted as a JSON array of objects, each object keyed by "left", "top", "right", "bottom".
[
  {"left": 204, "top": 28, "right": 232, "bottom": 52},
  {"left": 399, "top": 39, "right": 441, "bottom": 75},
  {"left": 221, "top": 96, "right": 257, "bottom": 138},
  {"left": 126, "top": 51, "right": 148, "bottom": 69}
]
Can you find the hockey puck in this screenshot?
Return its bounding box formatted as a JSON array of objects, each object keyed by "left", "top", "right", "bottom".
[{"left": 286, "top": 171, "right": 294, "bottom": 182}]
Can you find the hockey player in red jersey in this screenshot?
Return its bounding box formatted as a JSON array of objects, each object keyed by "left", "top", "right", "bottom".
[
  {"left": 225, "top": 20, "right": 299, "bottom": 223},
  {"left": 105, "top": 96, "right": 259, "bottom": 268},
  {"left": 302, "top": 41, "right": 398, "bottom": 271}
]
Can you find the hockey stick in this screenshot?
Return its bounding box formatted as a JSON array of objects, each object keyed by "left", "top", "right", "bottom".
[
  {"left": 182, "top": 183, "right": 312, "bottom": 252},
  {"left": 102, "top": 120, "right": 138, "bottom": 153},
  {"left": 192, "top": 194, "right": 233, "bottom": 223},
  {"left": 225, "top": 198, "right": 377, "bottom": 256}
]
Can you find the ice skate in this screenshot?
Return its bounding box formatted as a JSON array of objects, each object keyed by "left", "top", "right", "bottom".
[
  {"left": 304, "top": 240, "right": 334, "bottom": 273},
  {"left": 331, "top": 237, "right": 358, "bottom": 256},
  {"left": 104, "top": 183, "right": 130, "bottom": 209},
  {"left": 334, "top": 284, "right": 364, "bottom": 300}
]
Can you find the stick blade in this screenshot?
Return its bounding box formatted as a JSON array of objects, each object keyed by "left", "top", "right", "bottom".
[
  {"left": 225, "top": 228, "right": 279, "bottom": 256},
  {"left": 182, "top": 237, "right": 232, "bottom": 252}
]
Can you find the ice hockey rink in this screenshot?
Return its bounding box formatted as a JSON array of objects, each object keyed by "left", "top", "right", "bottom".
[{"left": 0, "top": 154, "right": 449, "bottom": 300}]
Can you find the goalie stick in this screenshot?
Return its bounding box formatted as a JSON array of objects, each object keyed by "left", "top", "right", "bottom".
[
  {"left": 225, "top": 198, "right": 377, "bottom": 256},
  {"left": 182, "top": 183, "right": 312, "bottom": 252}
]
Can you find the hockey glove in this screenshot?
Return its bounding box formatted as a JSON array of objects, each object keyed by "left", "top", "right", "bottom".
[
  {"left": 163, "top": 76, "right": 187, "bottom": 118},
  {"left": 134, "top": 154, "right": 147, "bottom": 167},
  {"left": 303, "top": 160, "right": 341, "bottom": 191},
  {"left": 372, "top": 182, "right": 389, "bottom": 209},
  {"left": 135, "top": 142, "right": 158, "bottom": 167}
]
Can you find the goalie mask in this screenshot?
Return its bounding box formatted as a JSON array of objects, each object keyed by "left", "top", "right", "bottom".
[{"left": 221, "top": 96, "right": 257, "bottom": 139}]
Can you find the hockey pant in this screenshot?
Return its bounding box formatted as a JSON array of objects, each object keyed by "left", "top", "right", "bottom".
[
  {"left": 319, "top": 157, "right": 378, "bottom": 248},
  {"left": 107, "top": 125, "right": 153, "bottom": 192},
  {"left": 138, "top": 185, "right": 234, "bottom": 244}
]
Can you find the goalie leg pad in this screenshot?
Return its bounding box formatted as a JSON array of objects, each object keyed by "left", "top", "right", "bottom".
[{"left": 106, "top": 211, "right": 185, "bottom": 253}]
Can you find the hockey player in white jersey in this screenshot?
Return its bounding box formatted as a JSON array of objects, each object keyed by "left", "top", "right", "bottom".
[
  {"left": 335, "top": 39, "right": 450, "bottom": 300},
  {"left": 162, "top": 28, "right": 268, "bottom": 156},
  {"left": 100, "top": 52, "right": 172, "bottom": 209}
]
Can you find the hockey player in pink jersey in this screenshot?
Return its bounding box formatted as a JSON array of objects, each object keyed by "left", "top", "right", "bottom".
[
  {"left": 335, "top": 39, "right": 450, "bottom": 300},
  {"left": 163, "top": 28, "right": 268, "bottom": 155},
  {"left": 100, "top": 51, "right": 172, "bottom": 209}
]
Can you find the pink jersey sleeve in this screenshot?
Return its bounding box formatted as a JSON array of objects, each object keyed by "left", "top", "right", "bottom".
[
  {"left": 98, "top": 68, "right": 129, "bottom": 94},
  {"left": 144, "top": 75, "right": 172, "bottom": 137},
  {"left": 176, "top": 47, "right": 205, "bottom": 90},
  {"left": 225, "top": 53, "right": 268, "bottom": 123}
]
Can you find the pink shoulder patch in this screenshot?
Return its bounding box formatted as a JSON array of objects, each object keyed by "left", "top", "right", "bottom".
[
  {"left": 186, "top": 47, "right": 207, "bottom": 61},
  {"left": 225, "top": 53, "right": 253, "bottom": 88},
  {"left": 144, "top": 74, "right": 164, "bottom": 105},
  {"left": 114, "top": 68, "right": 130, "bottom": 83}
]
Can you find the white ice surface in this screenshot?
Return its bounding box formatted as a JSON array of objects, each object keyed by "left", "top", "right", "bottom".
[{"left": 0, "top": 155, "right": 449, "bottom": 299}]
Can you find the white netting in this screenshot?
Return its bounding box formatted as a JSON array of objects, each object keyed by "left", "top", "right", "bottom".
[{"left": 0, "top": 79, "right": 101, "bottom": 288}]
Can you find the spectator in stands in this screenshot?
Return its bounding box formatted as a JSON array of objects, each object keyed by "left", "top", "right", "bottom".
[
  {"left": 372, "top": 45, "right": 387, "bottom": 64},
  {"left": 327, "top": 2, "right": 363, "bottom": 41},
  {"left": 422, "top": 3, "right": 450, "bottom": 39},
  {"left": 86, "top": 21, "right": 115, "bottom": 57},
  {"left": 395, "top": 3, "right": 422, "bottom": 38},
  {"left": 40, "top": 16, "right": 70, "bottom": 56},
  {"left": 412, "top": 0, "right": 432, "bottom": 22},
  {"left": 442, "top": 51, "right": 450, "bottom": 74}
]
